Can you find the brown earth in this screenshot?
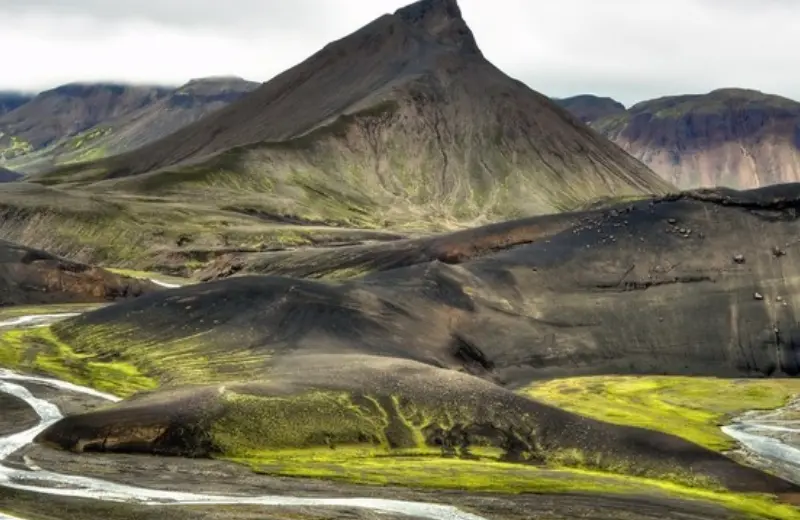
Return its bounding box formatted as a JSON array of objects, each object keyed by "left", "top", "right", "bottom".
[
  {"left": 38, "top": 0, "right": 671, "bottom": 222},
  {"left": 569, "top": 89, "right": 800, "bottom": 190},
  {"left": 0, "top": 239, "right": 160, "bottom": 306}
]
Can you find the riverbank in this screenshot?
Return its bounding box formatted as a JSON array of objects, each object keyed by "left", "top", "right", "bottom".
[{"left": 1, "top": 308, "right": 800, "bottom": 520}]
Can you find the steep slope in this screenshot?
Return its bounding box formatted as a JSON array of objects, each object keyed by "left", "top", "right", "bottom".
[
  {"left": 554, "top": 94, "right": 626, "bottom": 124},
  {"left": 584, "top": 88, "right": 800, "bottom": 190},
  {"left": 0, "top": 92, "right": 34, "bottom": 116},
  {"left": 0, "top": 83, "right": 172, "bottom": 164},
  {"left": 15, "top": 77, "right": 259, "bottom": 174},
  {"left": 41, "top": 0, "right": 672, "bottom": 223}
]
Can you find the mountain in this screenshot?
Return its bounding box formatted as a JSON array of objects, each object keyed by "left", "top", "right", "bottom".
[
  {"left": 40, "top": 0, "right": 672, "bottom": 224},
  {"left": 1, "top": 78, "right": 259, "bottom": 174},
  {"left": 0, "top": 92, "right": 34, "bottom": 116},
  {"left": 0, "top": 166, "right": 22, "bottom": 182},
  {"left": 564, "top": 89, "right": 800, "bottom": 190},
  {"left": 554, "top": 94, "right": 626, "bottom": 124},
  {"left": 0, "top": 83, "right": 172, "bottom": 167}
]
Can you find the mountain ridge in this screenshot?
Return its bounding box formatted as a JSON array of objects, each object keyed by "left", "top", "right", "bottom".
[{"left": 559, "top": 90, "right": 800, "bottom": 190}]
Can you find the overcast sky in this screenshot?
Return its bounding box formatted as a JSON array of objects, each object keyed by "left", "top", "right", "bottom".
[{"left": 2, "top": 0, "right": 799, "bottom": 106}]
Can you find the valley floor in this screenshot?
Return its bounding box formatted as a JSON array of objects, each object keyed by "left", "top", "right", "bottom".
[{"left": 0, "top": 309, "right": 799, "bottom": 520}]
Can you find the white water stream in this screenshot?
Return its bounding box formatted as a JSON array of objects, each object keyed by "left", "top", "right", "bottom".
[{"left": 0, "top": 309, "right": 487, "bottom": 520}]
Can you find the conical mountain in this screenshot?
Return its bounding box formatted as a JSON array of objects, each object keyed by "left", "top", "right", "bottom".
[{"left": 45, "top": 0, "right": 673, "bottom": 223}]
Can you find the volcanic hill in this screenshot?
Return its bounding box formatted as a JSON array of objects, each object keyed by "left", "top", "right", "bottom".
[
  {"left": 38, "top": 0, "right": 672, "bottom": 226},
  {"left": 561, "top": 89, "right": 800, "bottom": 190}
]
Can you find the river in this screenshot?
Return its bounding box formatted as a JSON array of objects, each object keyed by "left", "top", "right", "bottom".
[{"left": 0, "top": 303, "right": 799, "bottom": 519}]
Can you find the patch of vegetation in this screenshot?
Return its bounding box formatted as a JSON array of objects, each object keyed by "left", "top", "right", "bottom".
[
  {"left": 0, "top": 135, "right": 34, "bottom": 160},
  {"left": 524, "top": 376, "right": 800, "bottom": 451},
  {"left": 225, "top": 449, "right": 798, "bottom": 519},
  {"left": 0, "top": 325, "right": 157, "bottom": 397}
]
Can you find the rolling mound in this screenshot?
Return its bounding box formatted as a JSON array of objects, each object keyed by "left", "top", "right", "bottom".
[
  {"left": 0, "top": 239, "right": 160, "bottom": 305},
  {"left": 38, "top": 354, "right": 795, "bottom": 498},
  {"left": 554, "top": 94, "right": 626, "bottom": 124},
  {"left": 24, "top": 183, "right": 800, "bottom": 507},
  {"left": 40, "top": 0, "right": 672, "bottom": 223},
  {"left": 571, "top": 88, "right": 800, "bottom": 190}
]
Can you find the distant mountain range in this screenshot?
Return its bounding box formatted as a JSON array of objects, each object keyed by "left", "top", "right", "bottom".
[
  {"left": 556, "top": 89, "right": 800, "bottom": 190},
  {"left": 0, "top": 77, "right": 259, "bottom": 174}
]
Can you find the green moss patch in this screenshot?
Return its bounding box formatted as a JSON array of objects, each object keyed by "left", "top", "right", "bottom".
[
  {"left": 0, "top": 325, "right": 157, "bottom": 397},
  {"left": 220, "top": 449, "right": 798, "bottom": 519},
  {"left": 524, "top": 376, "right": 800, "bottom": 452}
]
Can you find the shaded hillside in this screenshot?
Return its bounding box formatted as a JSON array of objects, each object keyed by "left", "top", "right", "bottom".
[
  {"left": 0, "top": 83, "right": 172, "bottom": 161},
  {"left": 15, "top": 77, "right": 259, "bottom": 174},
  {"left": 581, "top": 88, "right": 800, "bottom": 190},
  {"left": 554, "top": 94, "right": 626, "bottom": 124},
  {"left": 0, "top": 239, "right": 160, "bottom": 305},
  {"left": 40, "top": 0, "right": 672, "bottom": 223},
  {"left": 25, "top": 183, "right": 800, "bottom": 513},
  {"left": 0, "top": 92, "right": 34, "bottom": 116}
]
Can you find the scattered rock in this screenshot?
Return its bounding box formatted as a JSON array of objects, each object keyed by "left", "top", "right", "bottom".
[
  {"left": 733, "top": 254, "right": 745, "bottom": 264},
  {"left": 754, "top": 292, "right": 764, "bottom": 300},
  {"left": 668, "top": 218, "right": 677, "bottom": 224},
  {"left": 772, "top": 246, "right": 787, "bottom": 257}
]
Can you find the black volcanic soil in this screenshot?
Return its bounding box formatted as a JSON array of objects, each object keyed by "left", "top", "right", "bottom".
[
  {"left": 29, "top": 183, "right": 800, "bottom": 510},
  {"left": 0, "top": 239, "right": 160, "bottom": 305}
]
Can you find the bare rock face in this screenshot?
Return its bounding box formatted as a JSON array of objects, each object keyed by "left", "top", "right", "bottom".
[
  {"left": 570, "top": 88, "right": 800, "bottom": 190},
  {"left": 0, "top": 240, "right": 160, "bottom": 305}
]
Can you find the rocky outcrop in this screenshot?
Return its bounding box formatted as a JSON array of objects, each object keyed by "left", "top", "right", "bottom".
[{"left": 0, "top": 240, "right": 160, "bottom": 305}]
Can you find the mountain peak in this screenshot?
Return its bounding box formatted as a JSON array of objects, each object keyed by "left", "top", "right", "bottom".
[{"left": 394, "top": 0, "right": 481, "bottom": 55}]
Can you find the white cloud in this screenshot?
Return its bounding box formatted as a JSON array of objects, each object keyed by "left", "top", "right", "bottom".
[{"left": 2, "top": 0, "right": 799, "bottom": 105}]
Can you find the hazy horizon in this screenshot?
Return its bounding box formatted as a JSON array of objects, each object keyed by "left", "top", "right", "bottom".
[{"left": 3, "top": 0, "right": 799, "bottom": 106}]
